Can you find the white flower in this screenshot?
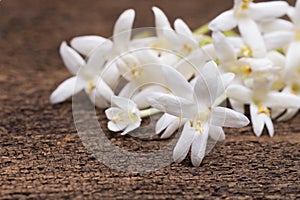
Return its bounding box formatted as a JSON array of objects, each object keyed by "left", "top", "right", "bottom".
[
  {"left": 105, "top": 96, "right": 141, "bottom": 135},
  {"left": 149, "top": 61, "right": 249, "bottom": 166},
  {"left": 50, "top": 41, "right": 115, "bottom": 108},
  {"left": 209, "top": 0, "right": 289, "bottom": 58},
  {"left": 227, "top": 79, "right": 300, "bottom": 137}
]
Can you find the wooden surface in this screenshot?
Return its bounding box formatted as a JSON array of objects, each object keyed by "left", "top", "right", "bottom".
[{"left": 0, "top": 0, "right": 299, "bottom": 199}]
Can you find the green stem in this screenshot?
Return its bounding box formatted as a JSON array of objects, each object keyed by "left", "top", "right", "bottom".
[
  {"left": 140, "top": 108, "right": 161, "bottom": 118},
  {"left": 193, "top": 23, "right": 210, "bottom": 35}
]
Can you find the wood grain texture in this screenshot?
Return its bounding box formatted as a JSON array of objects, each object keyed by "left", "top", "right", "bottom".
[{"left": 0, "top": 0, "right": 299, "bottom": 199}]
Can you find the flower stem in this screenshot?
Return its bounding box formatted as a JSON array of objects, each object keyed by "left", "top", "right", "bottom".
[
  {"left": 193, "top": 23, "right": 210, "bottom": 35},
  {"left": 140, "top": 108, "right": 161, "bottom": 118}
]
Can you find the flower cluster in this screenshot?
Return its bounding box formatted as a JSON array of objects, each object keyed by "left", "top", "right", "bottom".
[{"left": 51, "top": 0, "right": 300, "bottom": 166}]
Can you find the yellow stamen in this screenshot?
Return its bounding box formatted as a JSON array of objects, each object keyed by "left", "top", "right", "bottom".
[
  {"left": 87, "top": 81, "right": 96, "bottom": 94},
  {"left": 291, "top": 83, "right": 300, "bottom": 95},
  {"left": 257, "top": 103, "right": 270, "bottom": 116},
  {"left": 241, "top": 45, "right": 253, "bottom": 57},
  {"left": 241, "top": 0, "right": 253, "bottom": 9},
  {"left": 196, "top": 120, "right": 204, "bottom": 134},
  {"left": 131, "top": 67, "right": 142, "bottom": 78},
  {"left": 189, "top": 119, "right": 194, "bottom": 127},
  {"left": 242, "top": 65, "right": 252, "bottom": 74},
  {"left": 182, "top": 43, "right": 193, "bottom": 54}
]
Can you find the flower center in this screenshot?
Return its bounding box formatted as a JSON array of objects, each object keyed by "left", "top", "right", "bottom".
[
  {"left": 241, "top": 0, "right": 253, "bottom": 9},
  {"left": 189, "top": 119, "right": 203, "bottom": 134},
  {"left": 257, "top": 103, "right": 270, "bottom": 116},
  {"left": 181, "top": 43, "right": 193, "bottom": 54},
  {"left": 131, "top": 67, "right": 142, "bottom": 79},
  {"left": 86, "top": 81, "right": 96, "bottom": 94},
  {"left": 241, "top": 45, "right": 253, "bottom": 57},
  {"left": 291, "top": 83, "right": 300, "bottom": 95}
]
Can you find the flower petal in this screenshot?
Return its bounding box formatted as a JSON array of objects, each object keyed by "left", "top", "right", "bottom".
[
  {"left": 250, "top": 103, "right": 265, "bottom": 137},
  {"left": 194, "top": 61, "right": 223, "bottom": 107},
  {"left": 277, "top": 108, "right": 299, "bottom": 122},
  {"left": 259, "top": 19, "right": 293, "bottom": 33},
  {"left": 209, "top": 125, "right": 225, "bottom": 141},
  {"left": 212, "top": 31, "right": 237, "bottom": 64},
  {"left": 152, "top": 6, "right": 172, "bottom": 38},
  {"left": 70, "top": 35, "right": 111, "bottom": 56},
  {"left": 95, "top": 78, "right": 114, "bottom": 102},
  {"left": 121, "top": 121, "right": 141, "bottom": 135},
  {"left": 133, "top": 85, "right": 167, "bottom": 109},
  {"left": 50, "top": 76, "right": 84, "bottom": 104},
  {"left": 175, "top": 48, "right": 210, "bottom": 80},
  {"left": 60, "top": 42, "right": 85, "bottom": 75},
  {"left": 248, "top": 1, "right": 289, "bottom": 20},
  {"left": 108, "top": 121, "right": 126, "bottom": 132},
  {"left": 209, "top": 10, "right": 237, "bottom": 32},
  {"left": 111, "top": 95, "right": 136, "bottom": 110},
  {"left": 265, "top": 92, "right": 300, "bottom": 108},
  {"left": 238, "top": 18, "right": 266, "bottom": 58},
  {"left": 191, "top": 123, "right": 209, "bottom": 167},
  {"left": 284, "top": 42, "right": 300, "bottom": 80},
  {"left": 162, "top": 64, "right": 194, "bottom": 100},
  {"left": 211, "top": 107, "right": 249, "bottom": 128},
  {"left": 105, "top": 107, "right": 122, "bottom": 120},
  {"left": 86, "top": 40, "right": 113, "bottom": 73},
  {"left": 226, "top": 84, "right": 252, "bottom": 104},
  {"left": 263, "top": 114, "right": 274, "bottom": 137},
  {"left": 173, "top": 122, "right": 196, "bottom": 163},
  {"left": 113, "top": 9, "right": 135, "bottom": 52},
  {"left": 148, "top": 93, "right": 197, "bottom": 118},
  {"left": 174, "top": 19, "right": 194, "bottom": 39},
  {"left": 229, "top": 98, "right": 245, "bottom": 113},
  {"left": 264, "top": 31, "right": 293, "bottom": 51}
]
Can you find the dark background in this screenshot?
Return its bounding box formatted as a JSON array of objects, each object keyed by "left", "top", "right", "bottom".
[{"left": 0, "top": 0, "right": 299, "bottom": 199}]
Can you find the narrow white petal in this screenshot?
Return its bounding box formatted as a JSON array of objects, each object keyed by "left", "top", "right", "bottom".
[
  {"left": 226, "top": 85, "right": 252, "bottom": 104},
  {"left": 121, "top": 121, "right": 141, "bottom": 135},
  {"left": 105, "top": 107, "right": 122, "bottom": 120},
  {"left": 260, "top": 19, "right": 293, "bottom": 33},
  {"left": 50, "top": 76, "right": 84, "bottom": 104},
  {"left": 265, "top": 92, "right": 300, "bottom": 108},
  {"left": 101, "top": 62, "right": 120, "bottom": 89},
  {"left": 284, "top": 42, "right": 300, "bottom": 80},
  {"left": 70, "top": 35, "right": 110, "bottom": 56},
  {"left": 174, "top": 19, "right": 193, "bottom": 38},
  {"left": 95, "top": 78, "right": 114, "bottom": 102},
  {"left": 148, "top": 93, "right": 197, "bottom": 118},
  {"left": 277, "top": 109, "right": 299, "bottom": 122},
  {"left": 212, "top": 31, "right": 237, "bottom": 64},
  {"left": 60, "top": 42, "right": 85, "bottom": 75},
  {"left": 160, "top": 119, "right": 183, "bottom": 139},
  {"left": 209, "top": 125, "right": 225, "bottom": 141},
  {"left": 111, "top": 95, "right": 136, "bottom": 110},
  {"left": 108, "top": 121, "right": 125, "bottom": 132},
  {"left": 89, "top": 88, "right": 109, "bottom": 108},
  {"left": 294, "top": 0, "right": 300, "bottom": 26},
  {"left": 250, "top": 103, "right": 265, "bottom": 137},
  {"left": 133, "top": 85, "right": 167, "bottom": 109},
  {"left": 173, "top": 122, "right": 196, "bottom": 163},
  {"left": 209, "top": 10, "right": 237, "bottom": 32},
  {"left": 248, "top": 2, "right": 289, "bottom": 20},
  {"left": 263, "top": 115, "right": 274, "bottom": 137},
  {"left": 175, "top": 48, "right": 210, "bottom": 80},
  {"left": 264, "top": 31, "right": 293, "bottom": 51},
  {"left": 113, "top": 9, "right": 135, "bottom": 52},
  {"left": 271, "top": 108, "right": 285, "bottom": 119},
  {"left": 191, "top": 124, "right": 209, "bottom": 167},
  {"left": 86, "top": 40, "right": 113, "bottom": 72},
  {"left": 118, "top": 82, "right": 136, "bottom": 98},
  {"left": 238, "top": 18, "right": 266, "bottom": 58},
  {"left": 211, "top": 107, "right": 249, "bottom": 128},
  {"left": 162, "top": 64, "right": 194, "bottom": 100},
  {"left": 194, "top": 61, "right": 223, "bottom": 107},
  {"left": 229, "top": 98, "right": 245, "bottom": 113},
  {"left": 156, "top": 113, "right": 175, "bottom": 134},
  {"left": 152, "top": 7, "right": 172, "bottom": 38}
]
